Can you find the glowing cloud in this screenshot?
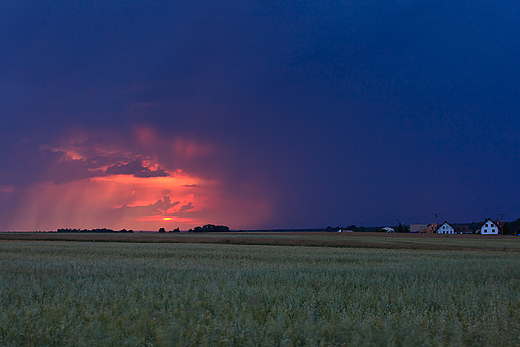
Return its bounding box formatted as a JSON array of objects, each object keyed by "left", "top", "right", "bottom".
[{"left": 3, "top": 127, "right": 273, "bottom": 231}]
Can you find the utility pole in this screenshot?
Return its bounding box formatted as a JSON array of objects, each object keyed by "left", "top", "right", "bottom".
[
  {"left": 433, "top": 213, "right": 440, "bottom": 224},
  {"left": 497, "top": 213, "right": 507, "bottom": 235}
]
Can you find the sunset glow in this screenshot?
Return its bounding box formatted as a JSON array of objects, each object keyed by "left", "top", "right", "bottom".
[{"left": 1, "top": 129, "right": 272, "bottom": 231}]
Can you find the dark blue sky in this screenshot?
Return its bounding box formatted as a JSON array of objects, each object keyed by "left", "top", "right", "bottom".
[{"left": 1, "top": 0, "right": 519, "bottom": 230}]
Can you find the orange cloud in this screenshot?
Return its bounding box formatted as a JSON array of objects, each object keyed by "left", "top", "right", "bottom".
[
  {"left": 9, "top": 172, "right": 205, "bottom": 230},
  {"left": 4, "top": 128, "right": 273, "bottom": 231}
]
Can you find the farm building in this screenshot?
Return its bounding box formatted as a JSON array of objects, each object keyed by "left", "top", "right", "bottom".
[
  {"left": 454, "top": 224, "right": 471, "bottom": 234},
  {"left": 410, "top": 224, "right": 428, "bottom": 233},
  {"left": 437, "top": 222, "right": 455, "bottom": 234},
  {"left": 478, "top": 219, "right": 499, "bottom": 235},
  {"left": 425, "top": 223, "right": 438, "bottom": 233}
]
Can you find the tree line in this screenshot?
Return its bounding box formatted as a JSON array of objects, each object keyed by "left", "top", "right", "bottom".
[
  {"left": 56, "top": 228, "right": 134, "bottom": 233},
  {"left": 159, "top": 224, "right": 230, "bottom": 233}
]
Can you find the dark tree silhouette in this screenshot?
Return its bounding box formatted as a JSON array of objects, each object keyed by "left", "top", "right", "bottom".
[{"left": 192, "top": 224, "right": 230, "bottom": 232}]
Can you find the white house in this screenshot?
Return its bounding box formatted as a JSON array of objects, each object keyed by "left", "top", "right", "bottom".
[
  {"left": 437, "top": 222, "right": 455, "bottom": 234},
  {"left": 479, "top": 219, "right": 499, "bottom": 235}
]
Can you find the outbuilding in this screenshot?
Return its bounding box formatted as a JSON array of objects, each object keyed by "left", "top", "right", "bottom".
[{"left": 410, "top": 224, "right": 428, "bottom": 233}]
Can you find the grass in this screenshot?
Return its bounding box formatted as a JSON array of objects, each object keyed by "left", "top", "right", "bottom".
[
  {"left": 1, "top": 241, "right": 520, "bottom": 346},
  {"left": 2, "top": 232, "right": 520, "bottom": 251}
]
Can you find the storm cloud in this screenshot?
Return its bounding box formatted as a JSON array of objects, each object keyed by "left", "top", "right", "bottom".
[
  {"left": 106, "top": 160, "right": 170, "bottom": 178},
  {"left": 116, "top": 195, "right": 180, "bottom": 216},
  {"left": 0, "top": 0, "right": 519, "bottom": 229}
]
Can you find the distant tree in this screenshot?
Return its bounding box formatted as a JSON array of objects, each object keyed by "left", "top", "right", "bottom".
[
  {"left": 191, "top": 224, "right": 230, "bottom": 232},
  {"left": 502, "top": 222, "right": 512, "bottom": 235},
  {"left": 169, "top": 227, "right": 180, "bottom": 233},
  {"left": 91, "top": 228, "right": 115, "bottom": 233},
  {"left": 396, "top": 223, "right": 410, "bottom": 233},
  {"left": 158, "top": 228, "right": 166, "bottom": 233},
  {"left": 207, "top": 224, "right": 229, "bottom": 232},
  {"left": 57, "top": 228, "right": 116, "bottom": 233},
  {"left": 510, "top": 218, "right": 520, "bottom": 236}
]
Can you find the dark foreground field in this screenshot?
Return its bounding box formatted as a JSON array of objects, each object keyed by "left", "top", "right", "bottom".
[
  {"left": 1, "top": 232, "right": 520, "bottom": 251},
  {"left": 1, "top": 240, "right": 520, "bottom": 346}
]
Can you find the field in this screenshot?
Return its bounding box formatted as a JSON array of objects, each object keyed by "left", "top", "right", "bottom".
[
  {"left": 2, "top": 231, "right": 520, "bottom": 251},
  {"left": 1, "top": 236, "right": 520, "bottom": 346}
]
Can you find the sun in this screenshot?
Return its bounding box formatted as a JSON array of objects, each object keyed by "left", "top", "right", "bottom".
[{"left": 163, "top": 217, "right": 172, "bottom": 221}]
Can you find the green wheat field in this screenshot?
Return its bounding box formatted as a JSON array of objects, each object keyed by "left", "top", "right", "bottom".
[{"left": 1, "top": 241, "right": 520, "bottom": 346}]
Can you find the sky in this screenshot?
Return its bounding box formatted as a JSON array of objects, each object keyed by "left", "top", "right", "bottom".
[{"left": 0, "top": 0, "right": 519, "bottom": 231}]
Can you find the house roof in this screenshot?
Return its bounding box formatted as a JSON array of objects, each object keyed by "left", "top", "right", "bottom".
[
  {"left": 481, "top": 218, "right": 499, "bottom": 227},
  {"left": 454, "top": 224, "right": 470, "bottom": 232},
  {"left": 438, "top": 221, "right": 454, "bottom": 229}
]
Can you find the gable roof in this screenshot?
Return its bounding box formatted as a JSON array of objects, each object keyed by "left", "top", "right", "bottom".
[
  {"left": 481, "top": 218, "right": 498, "bottom": 227},
  {"left": 438, "top": 221, "right": 454, "bottom": 229}
]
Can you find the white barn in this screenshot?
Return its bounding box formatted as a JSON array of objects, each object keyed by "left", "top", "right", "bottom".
[
  {"left": 437, "top": 222, "right": 455, "bottom": 234},
  {"left": 479, "top": 219, "right": 499, "bottom": 235}
]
